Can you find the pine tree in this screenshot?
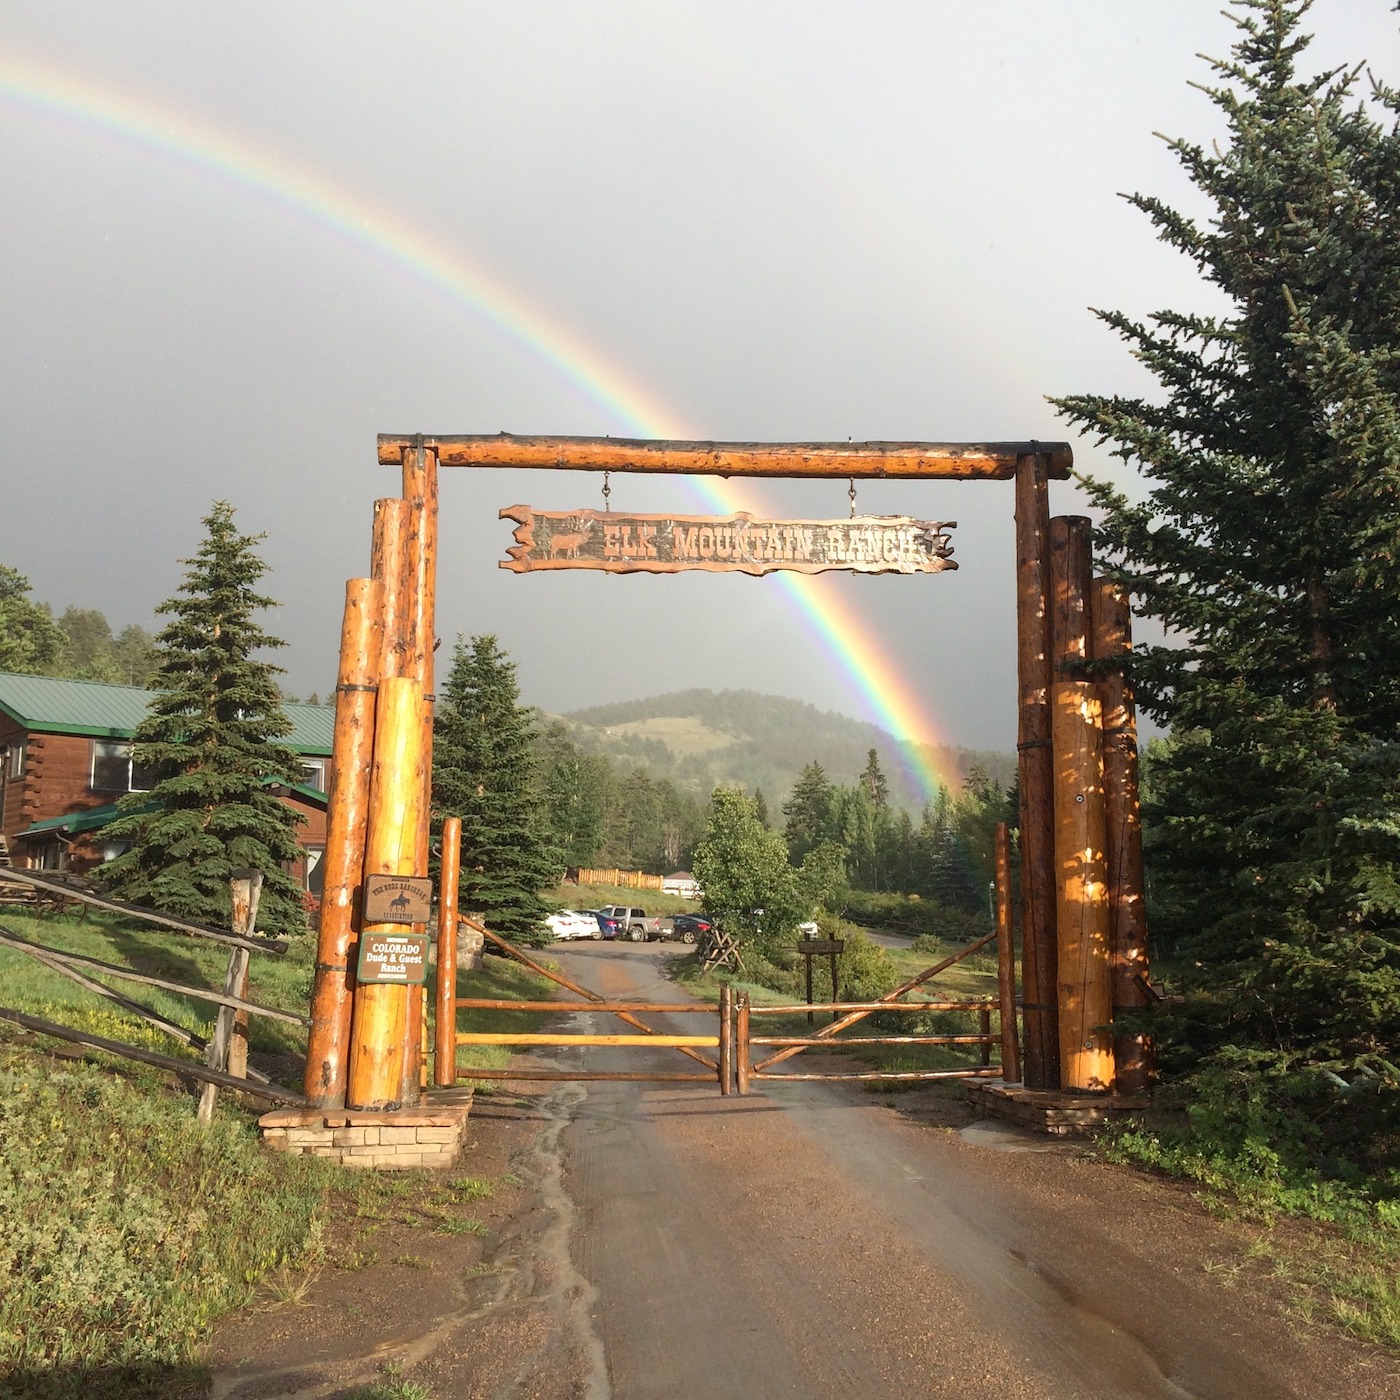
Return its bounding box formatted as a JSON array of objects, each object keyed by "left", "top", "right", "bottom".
[
  {"left": 860, "top": 748, "right": 889, "bottom": 811},
  {"left": 433, "top": 635, "right": 558, "bottom": 943},
  {"left": 100, "top": 503, "right": 307, "bottom": 935},
  {"left": 783, "top": 761, "right": 834, "bottom": 863},
  {"left": 1053, "top": 1, "right": 1400, "bottom": 1137},
  {"left": 0, "top": 565, "right": 62, "bottom": 673}
]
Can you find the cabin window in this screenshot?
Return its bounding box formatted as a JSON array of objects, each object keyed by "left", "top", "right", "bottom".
[
  {"left": 301, "top": 760, "right": 326, "bottom": 792},
  {"left": 90, "top": 740, "right": 159, "bottom": 793},
  {"left": 7, "top": 740, "right": 24, "bottom": 781}
]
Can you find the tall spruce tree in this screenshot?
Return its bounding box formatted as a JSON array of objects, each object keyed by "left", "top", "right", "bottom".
[
  {"left": 1054, "top": 1, "right": 1400, "bottom": 1144},
  {"left": 434, "top": 635, "right": 558, "bottom": 943},
  {"left": 783, "top": 761, "right": 835, "bottom": 863},
  {"left": 100, "top": 503, "right": 307, "bottom": 936}
]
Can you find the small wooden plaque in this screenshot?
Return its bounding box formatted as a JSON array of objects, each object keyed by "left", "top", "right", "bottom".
[
  {"left": 363, "top": 875, "right": 432, "bottom": 924},
  {"left": 357, "top": 932, "right": 430, "bottom": 985},
  {"left": 797, "top": 939, "right": 846, "bottom": 955}
]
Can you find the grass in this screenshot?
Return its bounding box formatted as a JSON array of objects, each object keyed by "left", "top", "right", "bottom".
[
  {"left": 1104, "top": 1123, "right": 1400, "bottom": 1349},
  {"left": 0, "top": 901, "right": 560, "bottom": 1081},
  {"left": 0, "top": 899, "right": 560, "bottom": 1397}
]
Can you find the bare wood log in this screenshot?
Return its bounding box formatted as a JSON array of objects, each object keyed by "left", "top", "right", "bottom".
[
  {"left": 0, "top": 930, "right": 306, "bottom": 1025},
  {"left": 346, "top": 676, "right": 425, "bottom": 1110},
  {"left": 434, "top": 816, "right": 461, "bottom": 1090},
  {"left": 994, "top": 821, "right": 1022, "bottom": 1084},
  {"left": 461, "top": 916, "right": 719, "bottom": 1071},
  {"left": 1050, "top": 519, "right": 1114, "bottom": 1092},
  {"left": 754, "top": 1068, "right": 1003, "bottom": 1083},
  {"left": 0, "top": 929, "right": 207, "bottom": 1052},
  {"left": 1092, "top": 577, "right": 1155, "bottom": 1095},
  {"left": 400, "top": 442, "right": 439, "bottom": 1106},
  {"left": 452, "top": 1068, "right": 717, "bottom": 1083},
  {"left": 743, "top": 999, "right": 995, "bottom": 1015},
  {"left": 225, "top": 872, "right": 261, "bottom": 1080},
  {"left": 0, "top": 1006, "right": 304, "bottom": 1104},
  {"left": 751, "top": 930, "right": 999, "bottom": 1072},
  {"left": 198, "top": 871, "right": 262, "bottom": 1125},
  {"left": 736, "top": 991, "right": 751, "bottom": 1096},
  {"left": 0, "top": 868, "right": 284, "bottom": 953},
  {"left": 454, "top": 1033, "right": 720, "bottom": 1048},
  {"left": 304, "top": 577, "right": 383, "bottom": 1107},
  {"left": 718, "top": 983, "right": 733, "bottom": 1095},
  {"left": 454, "top": 999, "right": 713, "bottom": 1014},
  {"left": 1015, "top": 453, "right": 1059, "bottom": 1089},
  {"left": 749, "top": 1035, "right": 999, "bottom": 1047},
  {"left": 377, "top": 433, "right": 1073, "bottom": 479}
]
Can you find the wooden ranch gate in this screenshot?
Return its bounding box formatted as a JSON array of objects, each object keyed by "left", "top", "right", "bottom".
[{"left": 303, "top": 434, "right": 1152, "bottom": 1113}]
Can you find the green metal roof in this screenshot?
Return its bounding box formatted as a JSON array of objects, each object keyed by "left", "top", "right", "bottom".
[
  {"left": 0, "top": 672, "right": 336, "bottom": 755},
  {"left": 19, "top": 801, "right": 129, "bottom": 836},
  {"left": 17, "top": 779, "right": 327, "bottom": 841}
]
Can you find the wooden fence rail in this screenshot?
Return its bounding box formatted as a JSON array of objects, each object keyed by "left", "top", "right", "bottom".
[{"left": 0, "top": 1006, "right": 305, "bottom": 1105}]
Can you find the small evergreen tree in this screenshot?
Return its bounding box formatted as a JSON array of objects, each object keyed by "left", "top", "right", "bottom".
[
  {"left": 100, "top": 503, "right": 307, "bottom": 936},
  {"left": 434, "top": 635, "right": 558, "bottom": 943}
]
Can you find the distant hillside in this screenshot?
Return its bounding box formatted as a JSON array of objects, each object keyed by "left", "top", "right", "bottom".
[{"left": 558, "top": 689, "right": 1014, "bottom": 812}]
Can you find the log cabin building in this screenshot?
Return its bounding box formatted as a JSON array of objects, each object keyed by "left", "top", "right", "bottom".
[{"left": 0, "top": 672, "right": 335, "bottom": 898}]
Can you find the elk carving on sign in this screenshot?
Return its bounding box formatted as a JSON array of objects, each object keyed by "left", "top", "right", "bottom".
[{"left": 500, "top": 506, "right": 956, "bottom": 577}]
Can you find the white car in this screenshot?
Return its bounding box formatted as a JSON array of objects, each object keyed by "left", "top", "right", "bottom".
[{"left": 545, "top": 909, "right": 602, "bottom": 941}]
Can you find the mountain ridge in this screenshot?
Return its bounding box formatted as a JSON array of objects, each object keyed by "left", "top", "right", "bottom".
[{"left": 554, "top": 688, "right": 1014, "bottom": 812}]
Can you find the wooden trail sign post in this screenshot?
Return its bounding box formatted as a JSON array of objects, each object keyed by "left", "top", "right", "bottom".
[{"left": 302, "top": 431, "right": 1152, "bottom": 1137}]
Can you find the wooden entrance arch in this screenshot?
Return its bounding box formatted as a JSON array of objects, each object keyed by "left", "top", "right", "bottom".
[{"left": 304, "top": 435, "right": 1151, "bottom": 1111}]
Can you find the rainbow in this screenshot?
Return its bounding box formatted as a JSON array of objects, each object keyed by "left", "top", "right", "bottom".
[{"left": 0, "top": 52, "right": 965, "bottom": 801}]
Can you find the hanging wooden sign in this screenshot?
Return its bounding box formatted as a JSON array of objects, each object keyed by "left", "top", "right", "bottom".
[{"left": 499, "top": 507, "right": 956, "bottom": 576}]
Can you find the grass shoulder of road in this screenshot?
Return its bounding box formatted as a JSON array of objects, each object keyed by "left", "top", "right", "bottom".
[{"left": 0, "top": 900, "right": 559, "bottom": 1397}]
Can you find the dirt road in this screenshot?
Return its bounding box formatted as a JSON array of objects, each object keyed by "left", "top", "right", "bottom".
[{"left": 211, "top": 943, "right": 1399, "bottom": 1399}]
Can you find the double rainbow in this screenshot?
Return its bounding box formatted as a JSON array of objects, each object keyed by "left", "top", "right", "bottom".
[{"left": 0, "top": 52, "right": 966, "bottom": 801}]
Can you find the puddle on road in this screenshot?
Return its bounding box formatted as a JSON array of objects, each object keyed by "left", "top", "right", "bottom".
[{"left": 957, "top": 1122, "right": 1075, "bottom": 1154}]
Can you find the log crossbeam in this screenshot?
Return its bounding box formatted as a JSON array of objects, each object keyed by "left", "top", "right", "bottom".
[{"left": 378, "top": 433, "right": 1072, "bottom": 480}]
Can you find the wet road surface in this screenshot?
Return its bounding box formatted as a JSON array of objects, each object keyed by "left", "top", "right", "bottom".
[{"left": 547, "top": 942, "right": 1397, "bottom": 1400}]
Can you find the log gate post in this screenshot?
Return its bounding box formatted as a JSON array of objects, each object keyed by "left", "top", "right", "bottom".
[
  {"left": 1014, "top": 453, "right": 1059, "bottom": 1089},
  {"left": 198, "top": 869, "right": 262, "bottom": 1126},
  {"left": 1049, "top": 517, "right": 1114, "bottom": 1092},
  {"left": 1092, "top": 579, "right": 1155, "bottom": 1094},
  {"left": 435, "top": 815, "right": 462, "bottom": 1089}
]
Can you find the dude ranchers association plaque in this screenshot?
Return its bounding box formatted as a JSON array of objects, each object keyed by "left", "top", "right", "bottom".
[{"left": 499, "top": 507, "right": 956, "bottom": 576}]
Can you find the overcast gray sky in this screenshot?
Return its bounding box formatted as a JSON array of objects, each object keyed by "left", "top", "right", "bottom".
[{"left": 1, "top": 2, "right": 1395, "bottom": 754}]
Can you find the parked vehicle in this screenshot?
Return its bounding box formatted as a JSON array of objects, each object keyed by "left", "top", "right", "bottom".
[
  {"left": 596, "top": 905, "right": 661, "bottom": 942},
  {"left": 545, "top": 909, "right": 602, "bottom": 941},
  {"left": 669, "top": 913, "right": 714, "bottom": 946}
]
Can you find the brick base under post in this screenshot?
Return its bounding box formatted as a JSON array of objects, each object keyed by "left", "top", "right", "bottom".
[{"left": 259, "top": 1088, "right": 474, "bottom": 1169}]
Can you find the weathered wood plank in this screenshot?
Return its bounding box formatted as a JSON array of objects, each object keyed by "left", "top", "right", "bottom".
[{"left": 379, "top": 433, "right": 1073, "bottom": 479}]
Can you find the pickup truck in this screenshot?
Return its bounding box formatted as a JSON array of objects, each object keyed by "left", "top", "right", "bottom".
[{"left": 597, "top": 905, "right": 663, "bottom": 942}]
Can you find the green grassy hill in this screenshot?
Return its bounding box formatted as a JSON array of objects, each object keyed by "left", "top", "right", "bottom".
[{"left": 557, "top": 688, "right": 1013, "bottom": 811}]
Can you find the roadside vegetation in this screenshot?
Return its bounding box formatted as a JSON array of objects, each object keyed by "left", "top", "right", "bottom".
[{"left": 0, "top": 901, "right": 555, "bottom": 1394}]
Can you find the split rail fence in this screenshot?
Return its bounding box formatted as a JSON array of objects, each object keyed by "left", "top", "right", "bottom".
[
  {"left": 0, "top": 866, "right": 307, "bottom": 1115},
  {"left": 444, "top": 875, "right": 1021, "bottom": 1097}
]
